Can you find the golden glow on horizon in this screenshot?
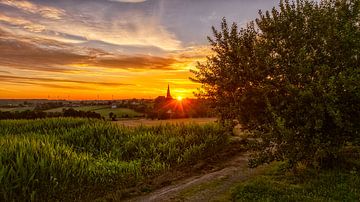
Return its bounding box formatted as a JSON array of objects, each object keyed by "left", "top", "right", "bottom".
[
  {"left": 0, "top": 47, "right": 207, "bottom": 99},
  {"left": 176, "top": 96, "right": 183, "bottom": 101}
]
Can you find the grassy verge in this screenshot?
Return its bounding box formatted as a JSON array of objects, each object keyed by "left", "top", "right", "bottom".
[
  {"left": 232, "top": 159, "right": 360, "bottom": 201},
  {"left": 0, "top": 118, "right": 228, "bottom": 201}
]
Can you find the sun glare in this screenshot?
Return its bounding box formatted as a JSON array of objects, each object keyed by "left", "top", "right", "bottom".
[{"left": 177, "top": 96, "right": 183, "bottom": 101}]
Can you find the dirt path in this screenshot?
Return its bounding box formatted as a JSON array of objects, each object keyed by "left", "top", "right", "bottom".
[{"left": 125, "top": 151, "right": 266, "bottom": 202}]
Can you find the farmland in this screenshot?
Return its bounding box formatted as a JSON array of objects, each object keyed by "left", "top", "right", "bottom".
[
  {"left": 45, "top": 105, "right": 143, "bottom": 118},
  {"left": 0, "top": 118, "right": 228, "bottom": 201},
  {"left": 0, "top": 107, "right": 34, "bottom": 112},
  {"left": 117, "top": 117, "right": 217, "bottom": 127},
  {"left": 0, "top": 104, "right": 143, "bottom": 119}
]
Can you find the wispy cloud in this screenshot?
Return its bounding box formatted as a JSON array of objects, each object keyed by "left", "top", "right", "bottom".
[
  {"left": 0, "top": 0, "right": 65, "bottom": 20},
  {"left": 92, "top": 56, "right": 177, "bottom": 70},
  {"left": 170, "top": 46, "right": 213, "bottom": 61},
  {"left": 0, "top": 29, "right": 179, "bottom": 72},
  {"left": 0, "top": 79, "right": 94, "bottom": 90},
  {"left": 0, "top": 0, "right": 182, "bottom": 50},
  {"left": 0, "top": 74, "right": 133, "bottom": 93},
  {"left": 59, "top": 11, "right": 181, "bottom": 50},
  {"left": 0, "top": 75, "right": 131, "bottom": 87},
  {"left": 0, "top": 70, "right": 10, "bottom": 74},
  {"left": 0, "top": 13, "right": 45, "bottom": 32}
]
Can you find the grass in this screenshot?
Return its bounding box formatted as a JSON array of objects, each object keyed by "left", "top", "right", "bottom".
[
  {"left": 45, "top": 105, "right": 143, "bottom": 118},
  {"left": 232, "top": 161, "right": 360, "bottom": 201},
  {"left": 0, "top": 107, "right": 34, "bottom": 112},
  {"left": 0, "top": 118, "right": 228, "bottom": 201}
]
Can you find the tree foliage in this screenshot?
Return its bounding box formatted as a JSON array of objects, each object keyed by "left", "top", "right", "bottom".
[{"left": 192, "top": 0, "right": 360, "bottom": 168}]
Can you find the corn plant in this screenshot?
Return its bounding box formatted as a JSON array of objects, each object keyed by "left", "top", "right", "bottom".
[{"left": 0, "top": 118, "right": 228, "bottom": 201}]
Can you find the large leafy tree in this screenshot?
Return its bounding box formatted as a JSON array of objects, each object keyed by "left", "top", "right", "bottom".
[{"left": 192, "top": 0, "right": 360, "bottom": 168}]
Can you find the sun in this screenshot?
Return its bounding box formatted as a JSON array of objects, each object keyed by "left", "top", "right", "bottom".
[{"left": 176, "top": 96, "right": 183, "bottom": 101}]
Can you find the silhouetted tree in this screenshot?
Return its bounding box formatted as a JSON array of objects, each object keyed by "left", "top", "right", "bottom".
[{"left": 109, "top": 112, "right": 114, "bottom": 120}]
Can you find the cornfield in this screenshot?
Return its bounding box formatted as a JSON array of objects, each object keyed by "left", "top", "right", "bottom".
[{"left": 0, "top": 118, "right": 228, "bottom": 201}]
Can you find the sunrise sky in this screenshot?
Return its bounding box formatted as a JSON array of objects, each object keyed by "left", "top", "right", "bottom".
[{"left": 0, "top": 0, "right": 278, "bottom": 100}]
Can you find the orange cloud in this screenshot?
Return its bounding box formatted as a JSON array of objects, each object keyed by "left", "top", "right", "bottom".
[
  {"left": 0, "top": 29, "right": 179, "bottom": 72},
  {"left": 0, "top": 13, "right": 45, "bottom": 32},
  {"left": 0, "top": 0, "right": 65, "bottom": 20},
  {"left": 0, "top": 75, "right": 132, "bottom": 87}
]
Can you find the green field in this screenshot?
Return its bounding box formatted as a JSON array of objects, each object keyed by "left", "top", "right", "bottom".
[
  {"left": 0, "top": 118, "right": 228, "bottom": 201},
  {"left": 232, "top": 160, "right": 360, "bottom": 201},
  {"left": 0, "top": 107, "right": 34, "bottom": 112},
  {"left": 117, "top": 118, "right": 217, "bottom": 127},
  {"left": 45, "top": 105, "right": 143, "bottom": 118}
]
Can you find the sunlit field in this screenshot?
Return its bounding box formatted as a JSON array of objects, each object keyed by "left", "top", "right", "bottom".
[
  {"left": 0, "top": 118, "right": 228, "bottom": 201},
  {"left": 116, "top": 117, "right": 217, "bottom": 127},
  {"left": 45, "top": 105, "right": 143, "bottom": 118},
  {"left": 0, "top": 107, "right": 34, "bottom": 112}
]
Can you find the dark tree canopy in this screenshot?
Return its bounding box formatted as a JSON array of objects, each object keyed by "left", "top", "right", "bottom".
[{"left": 192, "top": 0, "right": 360, "bottom": 168}]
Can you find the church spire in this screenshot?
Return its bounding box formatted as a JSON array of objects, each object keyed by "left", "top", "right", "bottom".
[{"left": 166, "top": 84, "right": 172, "bottom": 99}]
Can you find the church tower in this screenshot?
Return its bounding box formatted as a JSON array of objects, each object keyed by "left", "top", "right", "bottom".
[{"left": 166, "top": 84, "right": 172, "bottom": 99}]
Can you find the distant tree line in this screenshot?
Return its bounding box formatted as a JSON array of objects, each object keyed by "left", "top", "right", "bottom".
[{"left": 0, "top": 108, "right": 103, "bottom": 120}]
